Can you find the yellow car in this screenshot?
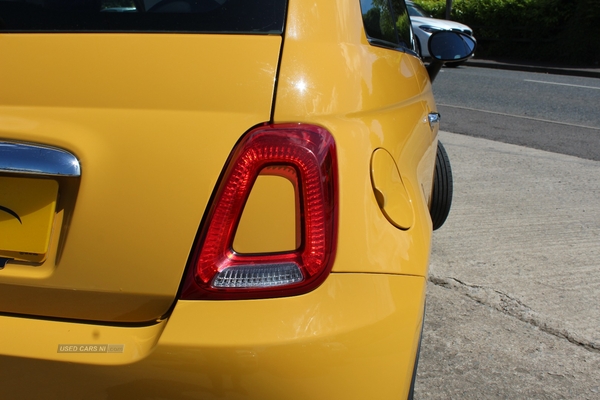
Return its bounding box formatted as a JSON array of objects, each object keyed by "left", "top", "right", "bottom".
[{"left": 0, "top": 0, "right": 474, "bottom": 398}]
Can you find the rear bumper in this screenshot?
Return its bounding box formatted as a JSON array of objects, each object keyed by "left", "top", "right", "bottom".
[{"left": 0, "top": 273, "right": 425, "bottom": 399}]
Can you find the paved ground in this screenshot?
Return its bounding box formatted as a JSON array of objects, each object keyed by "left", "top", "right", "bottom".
[{"left": 415, "top": 131, "right": 600, "bottom": 399}]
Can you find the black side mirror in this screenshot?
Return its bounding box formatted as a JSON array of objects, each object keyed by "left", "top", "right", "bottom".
[{"left": 426, "top": 31, "right": 476, "bottom": 82}]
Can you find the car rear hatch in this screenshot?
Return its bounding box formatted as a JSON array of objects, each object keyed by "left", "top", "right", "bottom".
[{"left": 0, "top": 0, "right": 285, "bottom": 323}]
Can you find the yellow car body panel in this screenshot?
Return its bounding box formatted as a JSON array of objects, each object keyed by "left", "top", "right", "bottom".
[
  {"left": 0, "top": 274, "right": 425, "bottom": 400},
  {"left": 275, "top": 0, "right": 437, "bottom": 277},
  {"left": 233, "top": 174, "right": 298, "bottom": 253},
  {"left": 0, "top": 34, "right": 278, "bottom": 112},
  {"left": 0, "top": 0, "right": 442, "bottom": 397},
  {"left": 0, "top": 34, "right": 281, "bottom": 322}
]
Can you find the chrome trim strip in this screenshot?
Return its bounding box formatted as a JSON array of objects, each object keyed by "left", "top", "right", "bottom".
[{"left": 0, "top": 141, "right": 81, "bottom": 177}]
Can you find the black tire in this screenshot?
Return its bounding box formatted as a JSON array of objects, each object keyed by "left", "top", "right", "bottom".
[{"left": 430, "top": 141, "right": 453, "bottom": 230}]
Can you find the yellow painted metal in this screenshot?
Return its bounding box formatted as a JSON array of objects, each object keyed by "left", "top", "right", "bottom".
[
  {"left": 0, "top": 315, "right": 166, "bottom": 366},
  {"left": 275, "top": 0, "right": 437, "bottom": 277},
  {"left": 234, "top": 174, "right": 297, "bottom": 253},
  {"left": 0, "top": 0, "right": 438, "bottom": 396},
  {"left": 0, "top": 273, "right": 425, "bottom": 400},
  {"left": 370, "top": 148, "right": 414, "bottom": 230},
  {"left": 0, "top": 34, "right": 281, "bottom": 322},
  {"left": 0, "top": 177, "right": 58, "bottom": 260},
  {"left": 0, "top": 34, "right": 279, "bottom": 112}
]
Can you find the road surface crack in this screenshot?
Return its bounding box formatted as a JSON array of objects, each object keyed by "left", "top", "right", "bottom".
[{"left": 429, "top": 274, "right": 599, "bottom": 353}]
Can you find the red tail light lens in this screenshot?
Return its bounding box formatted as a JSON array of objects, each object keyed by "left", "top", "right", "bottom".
[{"left": 180, "top": 124, "right": 338, "bottom": 300}]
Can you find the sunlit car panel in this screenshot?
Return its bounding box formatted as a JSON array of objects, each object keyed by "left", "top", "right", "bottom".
[
  {"left": 0, "top": 0, "right": 446, "bottom": 397},
  {"left": 0, "top": 34, "right": 281, "bottom": 322},
  {"left": 277, "top": 0, "right": 436, "bottom": 276},
  {"left": 1, "top": 274, "right": 425, "bottom": 399}
]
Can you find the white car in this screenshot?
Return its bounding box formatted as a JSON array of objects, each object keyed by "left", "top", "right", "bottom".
[{"left": 408, "top": 1, "right": 474, "bottom": 64}]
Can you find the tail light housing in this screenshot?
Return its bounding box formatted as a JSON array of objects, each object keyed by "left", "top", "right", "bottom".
[{"left": 180, "top": 124, "right": 338, "bottom": 300}]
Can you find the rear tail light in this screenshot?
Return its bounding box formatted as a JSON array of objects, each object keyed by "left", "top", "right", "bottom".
[{"left": 180, "top": 124, "right": 338, "bottom": 300}]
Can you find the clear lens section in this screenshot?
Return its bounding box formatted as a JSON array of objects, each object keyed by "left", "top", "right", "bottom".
[{"left": 213, "top": 263, "right": 304, "bottom": 288}]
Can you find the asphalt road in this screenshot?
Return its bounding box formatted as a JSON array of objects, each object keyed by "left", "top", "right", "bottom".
[
  {"left": 415, "top": 66, "right": 600, "bottom": 399},
  {"left": 431, "top": 66, "right": 600, "bottom": 161}
]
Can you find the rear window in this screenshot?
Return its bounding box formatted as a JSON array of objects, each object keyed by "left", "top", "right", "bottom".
[
  {"left": 0, "top": 0, "right": 286, "bottom": 33},
  {"left": 360, "top": 0, "right": 413, "bottom": 51}
]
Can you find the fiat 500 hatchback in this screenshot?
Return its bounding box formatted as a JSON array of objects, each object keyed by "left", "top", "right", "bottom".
[{"left": 0, "top": 0, "right": 473, "bottom": 398}]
